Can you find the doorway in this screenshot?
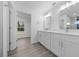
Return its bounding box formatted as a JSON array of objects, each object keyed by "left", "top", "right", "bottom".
[
  {"left": 8, "top": 11, "right": 31, "bottom": 56},
  {"left": 16, "top": 11, "right": 31, "bottom": 39},
  {"left": 16, "top": 19, "right": 25, "bottom": 39}
]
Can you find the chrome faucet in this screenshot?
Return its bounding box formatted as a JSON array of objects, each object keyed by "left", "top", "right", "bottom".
[{"left": 66, "top": 22, "right": 70, "bottom": 32}]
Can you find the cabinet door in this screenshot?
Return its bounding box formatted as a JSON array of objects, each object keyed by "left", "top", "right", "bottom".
[
  {"left": 62, "top": 39, "right": 79, "bottom": 57},
  {"left": 39, "top": 31, "right": 44, "bottom": 44},
  {"left": 39, "top": 31, "right": 46, "bottom": 46},
  {"left": 43, "top": 32, "right": 51, "bottom": 50},
  {"left": 38, "top": 31, "right": 42, "bottom": 42},
  {"left": 51, "top": 33, "right": 61, "bottom": 56},
  {"left": 39, "top": 31, "right": 51, "bottom": 50}
]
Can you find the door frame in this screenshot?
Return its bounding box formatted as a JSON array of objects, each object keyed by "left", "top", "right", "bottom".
[{"left": 3, "top": 1, "right": 17, "bottom": 57}]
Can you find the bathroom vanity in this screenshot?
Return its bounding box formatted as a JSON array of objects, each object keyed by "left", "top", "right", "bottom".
[
  {"left": 38, "top": 2, "right": 79, "bottom": 57},
  {"left": 38, "top": 30, "right": 79, "bottom": 57}
]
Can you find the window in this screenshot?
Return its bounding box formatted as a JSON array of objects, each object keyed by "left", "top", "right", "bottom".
[{"left": 17, "top": 21, "right": 24, "bottom": 31}]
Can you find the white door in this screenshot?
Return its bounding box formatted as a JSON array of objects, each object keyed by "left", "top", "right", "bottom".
[
  {"left": 51, "top": 33, "right": 61, "bottom": 56},
  {"left": 5, "top": 5, "right": 9, "bottom": 52},
  {"left": 62, "top": 39, "right": 79, "bottom": 57},
  {"left": 10, "top": 8, "right": 16, "bottom": 50},
  {"left": 3, "top": 2, "right": 9, "bottom": 56}
]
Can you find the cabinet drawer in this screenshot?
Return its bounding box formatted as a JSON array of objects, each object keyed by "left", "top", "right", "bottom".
[
  {"left": 53, "top": 33, "right": 64, "bottom": 38},
  {"left": 53, "top": 33, "right": 79, "bottom": 45},
  {"left": 61, "top": 35, "right": 79, "bottom": 45}
]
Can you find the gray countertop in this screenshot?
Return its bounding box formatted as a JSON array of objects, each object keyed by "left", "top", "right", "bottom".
[{"left": 39, "top": 29, "right": 79, "bottom": 36}]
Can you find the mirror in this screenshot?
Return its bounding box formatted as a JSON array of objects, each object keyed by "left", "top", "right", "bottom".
[
  {"left": 59, "top": 14, "right": 79, "bottom": 31},
  {"left": 58, "top": 2, "right": 79, "bottom": 31},
  {"left": 59, "top": 14, "right": 79, "bottom": 30},
  {"left": 43, "top": 15, "right": 51, "bottom": 30}
]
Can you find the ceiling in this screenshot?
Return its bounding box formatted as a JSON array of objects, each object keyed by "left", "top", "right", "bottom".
[
  {"left": 13, "top": 1, "right": 55, "bottom": 13},
  {"left": 14, "top": 1, "right": 53, "bottom": 9},
  {"left": 13, "top": 1, "right": 70, "bottom": 14}
]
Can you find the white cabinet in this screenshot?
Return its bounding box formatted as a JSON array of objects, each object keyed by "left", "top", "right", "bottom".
[
  {"left": 51, "top": 33, "right": 62, "bottom": 56},
  {"left": 43, "top": 32, "right": 51, "bottom": 50},
  {"left": 51, "top": 33, "right": 61, "bottom": 56},
  {"left": 51, "top": 33, "right": 79, "bottom": 57},
  {"left": 39, "top": 31, "right": 51, "bottom": 50},
  {"left": 39, "top": 31, "right": 45, "bottom": 45},
  {"left": 62, "top": 38, "right": 79, "bottom": 57},
  {"left": 39, "top": 31, "right": 79, "bottom": 57}
]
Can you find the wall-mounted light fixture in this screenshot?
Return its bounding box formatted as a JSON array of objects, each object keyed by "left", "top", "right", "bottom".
[
  {"left": 44, "top": 13, "right": 51, "bottom": 17},
  {"left": 66, "top": 22, "right": 70, "bottom": 25}
]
